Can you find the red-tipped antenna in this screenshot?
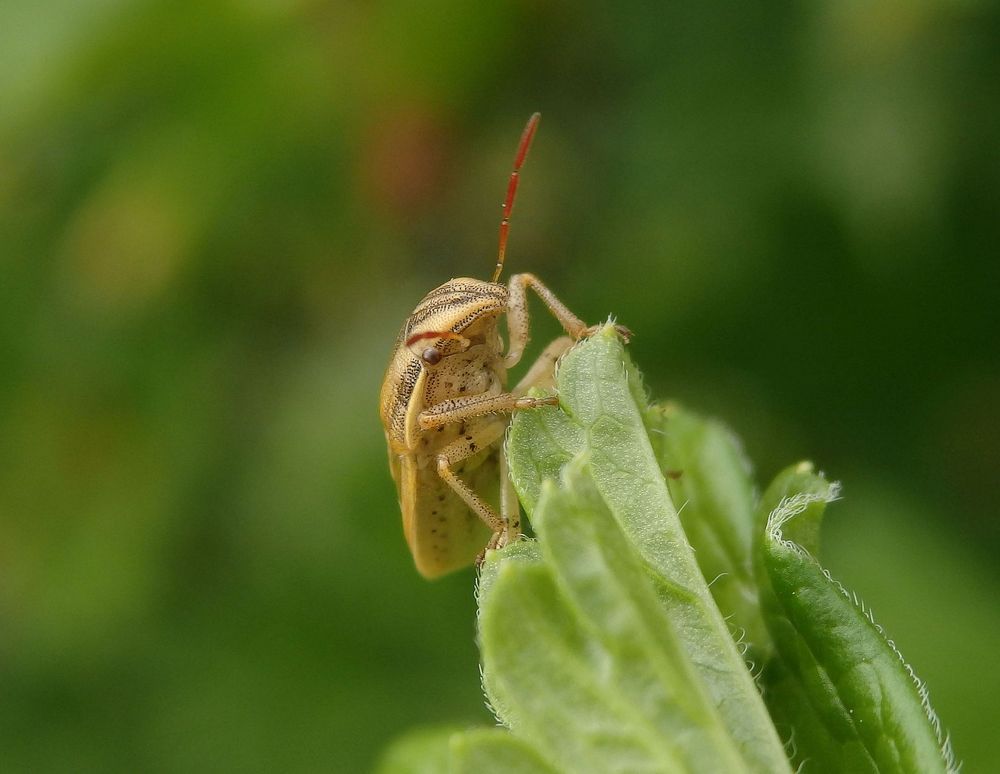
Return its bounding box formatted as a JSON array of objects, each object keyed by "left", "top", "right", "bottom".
[{"left": 490, "top": 112, "right": 541, "bottom": 283}]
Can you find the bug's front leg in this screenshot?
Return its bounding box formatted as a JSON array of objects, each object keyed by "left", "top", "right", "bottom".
[{"left": 504, "top": 272, "right": 631, "bottom": 368}]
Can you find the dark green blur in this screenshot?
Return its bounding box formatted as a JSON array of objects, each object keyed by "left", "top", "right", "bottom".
[{"left": 1, "top": 2, "right": 997, "bottom": 771}]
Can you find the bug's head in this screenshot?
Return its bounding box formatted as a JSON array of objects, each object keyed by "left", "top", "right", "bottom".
[{"left": 402, "top": 276, "right": 508, "bottom": 367}]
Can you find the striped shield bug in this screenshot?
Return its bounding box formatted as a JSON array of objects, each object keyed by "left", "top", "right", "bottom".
[{"left": 379, "top": 113, "right": 630, "bottom": 577}]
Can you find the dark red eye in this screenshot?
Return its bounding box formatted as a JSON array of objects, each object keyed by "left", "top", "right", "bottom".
[{"left": 421, "top": 348, "right": 441, "bottom": 365}]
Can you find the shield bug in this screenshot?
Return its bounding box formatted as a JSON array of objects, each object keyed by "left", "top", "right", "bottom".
[{"left": 379, "top": 113, "right": 630, "bottom": 578}]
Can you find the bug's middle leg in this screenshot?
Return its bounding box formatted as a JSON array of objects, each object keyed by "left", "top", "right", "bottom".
[
  {"left": 419, "top": 335, "right": 578, "bottom": 433},
  {"left": 419, "top": 391, "right": 558, "bottom": 431}
]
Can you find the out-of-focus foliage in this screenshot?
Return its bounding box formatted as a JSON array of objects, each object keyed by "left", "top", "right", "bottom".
[{"left": 0, "top": 1, "right": 996, "bottom": 771}]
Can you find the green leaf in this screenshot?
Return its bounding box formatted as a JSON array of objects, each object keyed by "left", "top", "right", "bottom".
[
  {"left": 378, "top": 725, "right": 558, "bottom": 774},
  {"left": 373, "top": 725, "right": 456, "bottom": 774},
  {"left": 645, "top": 402, "right": 769, "bottom": 663},
  {"left": 480, "top": 547, "right": 642, "bottom": 771},
  {"left": 506, "top": 325, "right": 790, "bottom": 773},
  {"left": 450, "top": 728, "right": 559, "bottom": 774},
  {"left": 756, "top": 464, "right": 957, "bottom": 773},
  {"left": 481, "top": 458, "right": 748, "bottom": 772}
]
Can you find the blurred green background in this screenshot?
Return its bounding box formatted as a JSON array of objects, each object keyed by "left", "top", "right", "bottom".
[{"left": 1, "top": 1, "right": 998, "bottom": 771}]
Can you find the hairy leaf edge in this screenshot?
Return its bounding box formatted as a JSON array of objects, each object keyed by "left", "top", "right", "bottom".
[{"left": 765, "top": 489, "right": 960, "bottom": 773}]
